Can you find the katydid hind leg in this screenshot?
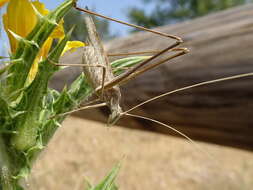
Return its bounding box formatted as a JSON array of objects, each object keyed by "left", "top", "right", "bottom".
[
  {"left": 117, "top": 48, "right": 189, "bottom": 86},
  {"left": 73, "top": 1, "right": 182, "bottom": 42},
  {"left": 96, "top": 40, "right": 183, "bottom": 92},
  {"left": 73, "top": 1, "right": 190, "bottom": 101},
  {"left": 108, "top": 48, "right": 189, "bottom": 57}
]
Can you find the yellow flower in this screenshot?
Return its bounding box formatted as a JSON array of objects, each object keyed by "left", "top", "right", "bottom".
[
  {"left": 0, "top": 0, "right": 9, "bottom": 7},
  {"left": 2, "top": 0, "right": 84, "bottom": 82},
  {"left": 3, "top": 0, "right": 61, "bottom": 53}
]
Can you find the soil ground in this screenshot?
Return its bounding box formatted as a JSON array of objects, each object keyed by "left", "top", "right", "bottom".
[{"left": 29, "top": 116, "right": 253, "bottom": 190}]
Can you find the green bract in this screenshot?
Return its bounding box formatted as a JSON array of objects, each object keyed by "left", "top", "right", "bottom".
[{"left": 0, "top": 1, "right": 149, "bottom": 189}]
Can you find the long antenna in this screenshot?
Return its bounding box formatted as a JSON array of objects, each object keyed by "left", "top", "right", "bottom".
[
  {"left": 125, "top": 113, "right": 215, "bottom": 160},
  {"left": 123, "top": 72, "right": 253, "bottom": 114}
]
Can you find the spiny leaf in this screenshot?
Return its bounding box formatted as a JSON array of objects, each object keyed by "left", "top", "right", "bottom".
[{"left": 87, "top": 162, "right": 121, "bottom": 190}]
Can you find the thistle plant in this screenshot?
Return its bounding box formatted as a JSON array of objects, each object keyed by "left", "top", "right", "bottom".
[{"left": 0, "top": 0, "right": 148, "bottom": 189}]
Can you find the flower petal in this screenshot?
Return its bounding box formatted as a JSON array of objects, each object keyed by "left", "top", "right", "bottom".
[
  {"left": 62, "top": 41, "right": 86, "bottom": 56},
  {"left": 32, "top": 0, "right": 49, "bottom": 16},
  {"left": 3, "top": 0, "right": 37, "bottom": 52},
  {"left": 0, "top": 0, "right": 9, "bottom": 8},
  {"left": 27, "top": 59, "right": 39, "bottom": 83},
  {"left": 50, "top": 19, "right": 65, "bottom": 39},
  {"left": 39, "top": 37, "right": 54, "bottom": 60}
]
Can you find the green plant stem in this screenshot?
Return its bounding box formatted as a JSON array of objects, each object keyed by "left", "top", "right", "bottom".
[{"left": 0, "top": 136, "right": 15, "bottom": 190}]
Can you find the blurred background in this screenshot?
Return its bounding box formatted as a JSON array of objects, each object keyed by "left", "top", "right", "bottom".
[{"left": 2, "top": 0, "right": 253, "bottom": 189}]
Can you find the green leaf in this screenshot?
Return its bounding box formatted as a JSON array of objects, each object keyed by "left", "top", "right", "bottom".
[
  {"left": 111, "top": 56, "right": 151, "bottom": 76},
  {"left": 0, "top": 95, "right": 21, "bottom": 131},
  {"left": 13, "top": 166, "right": 30, "bottom": 180},
  {"left": 0, "top": 65, "right": 9, "bottom": 76},
  {"left": 41, "top": 119, "right": 61, "bottom": 146},
  {"left": 53, "top": 87, "right": 76, "bottom": 115},
  {"left": 84, "top": 178, "right": 93, "bottom": 189},
  {"left": 68, "top": 73, "right": 93, "bottom": 102},
  {"left": 0, "top": 58, "right": 23, "bottom": 77},
  {"left": 87, "top": 162, "right": 121, "bottom": 190}
]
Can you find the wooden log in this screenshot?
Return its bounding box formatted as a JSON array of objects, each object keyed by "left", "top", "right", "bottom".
[{"left": 51, "top": 4, "right": 253, "bottom": 150}]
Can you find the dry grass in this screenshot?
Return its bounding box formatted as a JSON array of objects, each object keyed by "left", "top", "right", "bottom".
[{"left": 29, "top": 116, "right": 253, "bottom": 190}]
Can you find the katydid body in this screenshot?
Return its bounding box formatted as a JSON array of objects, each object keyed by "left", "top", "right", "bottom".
[
  {"left": 69, "top": 3, "right": 188, "bottom": 125},
  {"left": 54, "top": 2, "right": 253, "bottom": 155},
  {"left": 82, "top": 15, "right": 122, "bottom": 124},
  {"left": 57, "top": 9, "right": 188, "bottom": 125},
  {"left": 53, "top": 4, "right": 199, "bottom": 149}
]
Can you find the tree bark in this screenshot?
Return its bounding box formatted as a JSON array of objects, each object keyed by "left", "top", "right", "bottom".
[{"left": 51, "top": 3, "right": 253, "bottom": 150}]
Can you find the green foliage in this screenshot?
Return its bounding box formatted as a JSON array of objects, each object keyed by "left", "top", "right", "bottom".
[
  {"left": 128, "top": 0, "right": 252, "bottom": 29},
  {"left": 85, "top": 162, "right": 121, "bottom": 190},
  {"left": 111, "top": 56, "right": 151, "bottom": 76},
  {"left": 0, "top": 1, "right": 74, "bottom": 189},
  {"left": 0, "top": 1, "right": 150, "bottom": 188}
]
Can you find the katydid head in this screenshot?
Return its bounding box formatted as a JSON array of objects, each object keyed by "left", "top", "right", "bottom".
[
  {"left": 107, "top": 109, "right": 122, "bottom": 126},
  {"left": 103, "top": 86, "right": 123, "bottom": 126}
]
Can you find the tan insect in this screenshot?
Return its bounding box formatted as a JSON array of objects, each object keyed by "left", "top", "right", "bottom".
[
  {"left": 81, "top": 15, "right": 124, "bottom": 125},
  {"left": 55, "top": 2, "right": 253, "bottom": 153},
  {"left": 58, "top": 7, "right": 188, "bottom": 125}
]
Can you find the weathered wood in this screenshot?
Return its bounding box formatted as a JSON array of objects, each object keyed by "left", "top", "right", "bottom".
[{"left": 51, "top": 4, "right": 253, "bottom": 150}]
